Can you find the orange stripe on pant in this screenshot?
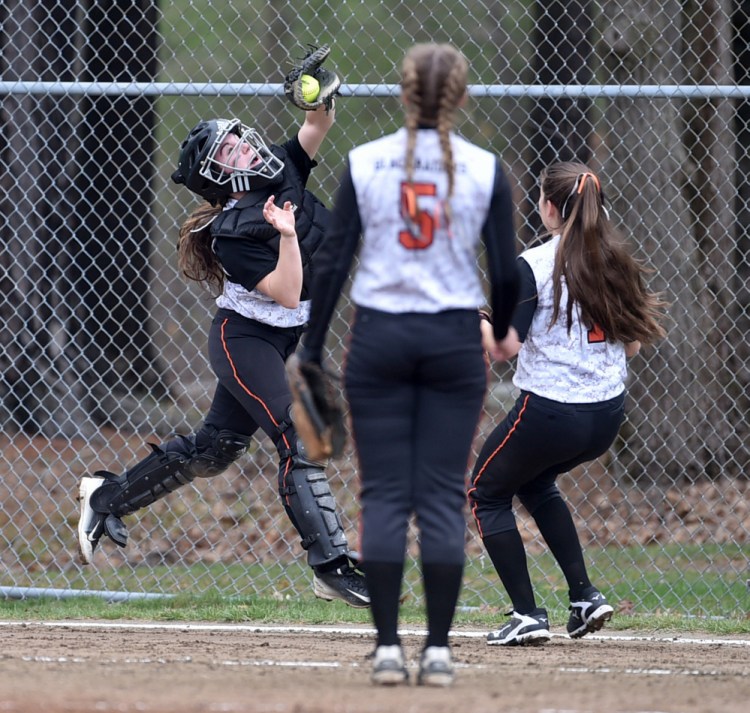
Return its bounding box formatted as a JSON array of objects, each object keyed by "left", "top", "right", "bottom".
[
  {"left": 467, "top": 393, "right": 530, "bottom": 539},
  {"left": 219, "top": 317, "right": 294, "bottom": 503}
]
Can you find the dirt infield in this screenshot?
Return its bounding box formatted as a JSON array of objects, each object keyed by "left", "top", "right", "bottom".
[{"left": 0, "top": 621, "right": 748, "bottom": 713}]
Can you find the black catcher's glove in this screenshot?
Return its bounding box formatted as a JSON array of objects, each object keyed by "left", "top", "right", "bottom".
[
  {"left": 284, "top": 44, "right": 341, "bottom": 112},
  {"left": 285, "top": 354, "right": 346, "bottom": 461}
]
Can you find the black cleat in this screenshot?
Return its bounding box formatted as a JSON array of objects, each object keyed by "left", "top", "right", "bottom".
[
  {"left": 487, "top": 608, "right": 551, "bottom": 646},
  {"left": 567, "top": 589, "right": 614, "bottom": 638},
  {"left": 313, "top": 560, "right": 370, "bottom": 608},
  {"left": 77, "top": 473, "right": 127, "bottom": 564}
]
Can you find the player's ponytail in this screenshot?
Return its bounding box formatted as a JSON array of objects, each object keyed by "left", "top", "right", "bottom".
[
  {"left": 177, "top": 201, "right": 226, "bottom": 296},
  {"left": 400, "top": 43, "right": 468, "bottom": 228},
  {"left": 543, "top": 161, "right": 667, "bottom": 345}
]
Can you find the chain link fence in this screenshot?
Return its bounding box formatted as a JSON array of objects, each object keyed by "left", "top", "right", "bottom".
[{"left": 1, "top": 1, "right": 748, "bottom": 617}]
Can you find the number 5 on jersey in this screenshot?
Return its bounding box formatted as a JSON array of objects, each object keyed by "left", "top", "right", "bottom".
[{"left": 400, "top": 181, "right": 437, "bottom": 249}]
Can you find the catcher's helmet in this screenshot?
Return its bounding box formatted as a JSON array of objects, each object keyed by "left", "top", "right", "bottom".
[{"left": 171, "top": 118, "right": 284, "bottom": 202}]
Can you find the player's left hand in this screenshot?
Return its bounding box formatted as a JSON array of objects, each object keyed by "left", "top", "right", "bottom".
[
  {"left": 263, "top": 196, "right": 297, "bottom": 238},
  {"left": 489, "top": 327, "right": 522, "bottom": 362}
]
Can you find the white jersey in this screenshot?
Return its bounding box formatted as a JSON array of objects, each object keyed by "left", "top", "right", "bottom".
[
  {"left": 348, "top": 127, "right": 496, "bottom": 313},
  {"left": 216, "top": 281, "right": 310, "bottom": 328},
  {"left": 514, "top": 235, "right": 627, "bottom": 403}
]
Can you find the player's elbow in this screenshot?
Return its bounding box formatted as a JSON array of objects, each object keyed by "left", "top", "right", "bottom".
[{"left": 277, "top": 295, "right": 301, "bottom": 310}]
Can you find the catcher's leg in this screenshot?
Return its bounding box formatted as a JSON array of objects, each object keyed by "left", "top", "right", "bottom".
[
  {"left": 77, "top": 425, "right": 250, "bottom": 564},
  {"left": 275, "top": 416, "right": 369, "bottom": 608}
]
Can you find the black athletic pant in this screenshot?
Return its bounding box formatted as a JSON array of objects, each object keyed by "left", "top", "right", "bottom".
[
  {"left": 345, "top": 306, "right": 487, "bottom": 647},
  {"left": 206, "top": 308, "right": 302, "bottom": 443},
  {"left": 469, "top": 390, "right": 625, "bottom": 612}
]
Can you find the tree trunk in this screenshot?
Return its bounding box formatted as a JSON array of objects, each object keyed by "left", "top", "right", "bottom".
[
  {"left": 0, "top": 0, "right": 169, "bottom": 438},
  {"left": 521, "top": 0, "right": 596, "bottom": 245},
  {"left": 680, "top": 0, "right": 749, "bottom": 476},
  {"left": 732, "top": 2, "right": 750, "bottom": 375},
  {"left": 600, "top": 0, "right": 748, "bottom": 480}
]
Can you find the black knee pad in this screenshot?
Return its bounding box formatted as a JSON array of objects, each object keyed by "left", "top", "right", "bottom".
[{"left": 179, "top": 425, "right": 251, "bottom": 479}]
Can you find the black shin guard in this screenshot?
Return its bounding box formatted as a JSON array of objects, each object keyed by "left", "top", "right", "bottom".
[
  {"left": 90, "top": 426, "right": 251, "bottom": 518},
  {"left": 89, "top": 445, "right": 191, "bottom": 517},
  {"left": 281, "top": 465, "right": 350, "bottom": 568},
  {"left": 276, "top": 421, "right": 350, "bottom": 568}
]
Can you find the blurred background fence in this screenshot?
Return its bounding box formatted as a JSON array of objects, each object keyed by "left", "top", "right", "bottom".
[{"left": 1, "top": 0, "right": 748, "bottom": 618}]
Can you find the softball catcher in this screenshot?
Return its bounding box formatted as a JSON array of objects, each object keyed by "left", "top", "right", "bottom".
[{"left": 77, "top": 46, "right": 368, "bottom": 608}]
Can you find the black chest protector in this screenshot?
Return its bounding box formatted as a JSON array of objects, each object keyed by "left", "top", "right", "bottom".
[{"left": 209, "top": 146, "right": 330, "bottom": 299}]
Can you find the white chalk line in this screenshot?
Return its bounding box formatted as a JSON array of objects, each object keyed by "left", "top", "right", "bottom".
[
  {"left": 6, "top": 653, "right": 747, "bottom": 679},
  {"left": 1, "top": 620, "right": 748, "bottom": 681},
  {"left": 1, "top": 620, "right": 749, "bottom": 647}
]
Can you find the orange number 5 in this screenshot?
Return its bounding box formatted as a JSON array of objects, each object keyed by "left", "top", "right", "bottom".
[{"left": 399, "top": 182, "right": 437, "bottom": 249}]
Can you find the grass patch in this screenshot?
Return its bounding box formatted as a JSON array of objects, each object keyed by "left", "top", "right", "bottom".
[
  {"left": 0, "top": 592, "right": 747, "bottom": 637},
  {"left": 3, "top": 543, "right": 749, "bottom": 635}
]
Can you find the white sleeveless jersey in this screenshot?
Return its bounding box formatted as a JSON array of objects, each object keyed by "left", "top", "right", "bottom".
[
  {"left": 513, "top": 235, "right": 627, "bottom": 403},
  {"left": 348, "top": 127, "right": 496, "bottom": 313}
]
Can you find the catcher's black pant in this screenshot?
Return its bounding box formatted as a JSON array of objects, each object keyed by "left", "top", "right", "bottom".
[
  {"left": 344, "top": 306, "right": 487, "bottom": 567},
  {"left": 206, "top": 309, "right": 302, "bottom": 444}
]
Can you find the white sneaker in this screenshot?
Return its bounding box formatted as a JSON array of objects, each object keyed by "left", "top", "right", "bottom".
[
  {"left": 487, "top": 608, "right": 551, "bottom": 646},
  {"left": 371, "top": 645, "right": 408, "bottom": 686},
  {"left": 77, "top": 475, "right": 107, "bottom": 564},
  {"left": 417, "top": 646, "right": 454, "bottom": 687}
]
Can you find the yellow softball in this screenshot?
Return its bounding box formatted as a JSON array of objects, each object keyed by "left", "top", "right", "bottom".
[{"left": 300, "top": 74, "right": 320, "bottom": 103}]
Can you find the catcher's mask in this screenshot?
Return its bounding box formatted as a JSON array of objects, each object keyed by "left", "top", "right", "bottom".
[{"left": 171, "top": 118, "right": 284, "bottom": 202}]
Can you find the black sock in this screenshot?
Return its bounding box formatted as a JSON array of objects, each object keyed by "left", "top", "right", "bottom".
[
  {"left": 482, "top": 529, "right": 537, "bottom": 614},
  {"left": 531, "top": 498, "right": 592, "bottom": 599},
  {"left": 422, "top": 561, "right": 463, "bottom": 647},
  {"left": 361, "top": 560, "right": 404, "bottom": 647}
]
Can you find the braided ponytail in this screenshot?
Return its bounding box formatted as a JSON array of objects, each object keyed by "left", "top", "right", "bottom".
[{"left": 400, "top": 43, "right": 468, "bottom": 225}]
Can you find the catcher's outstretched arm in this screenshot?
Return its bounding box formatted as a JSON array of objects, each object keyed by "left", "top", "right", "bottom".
[{"left": 298, "top": 103, "right": 335, "bottom": 160}]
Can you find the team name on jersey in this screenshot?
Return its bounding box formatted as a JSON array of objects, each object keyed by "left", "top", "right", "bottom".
[{"left": 373, "top": 156, "right": 468, "bottom": 173}]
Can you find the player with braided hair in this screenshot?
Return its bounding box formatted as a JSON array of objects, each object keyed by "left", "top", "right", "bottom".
[
  {"left": 470, "top": 161, "right": 667, "bottom": 646},
  {"left": 297, "top": 43, "right": 520, "bottom": 686},
  {"left": 77, "top": 84, "right": 369, "bottom": 608}
]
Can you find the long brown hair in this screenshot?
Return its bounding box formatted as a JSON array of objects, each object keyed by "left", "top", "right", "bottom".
[
  {"left": 401, "top": 43, "right": 468, "bottom": 222},
  {"left": 176, "top": 200, "right": 226, "bottom": 296},
  {"left": 541, "top": 161, "right": 667, "bottom": 345}
]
